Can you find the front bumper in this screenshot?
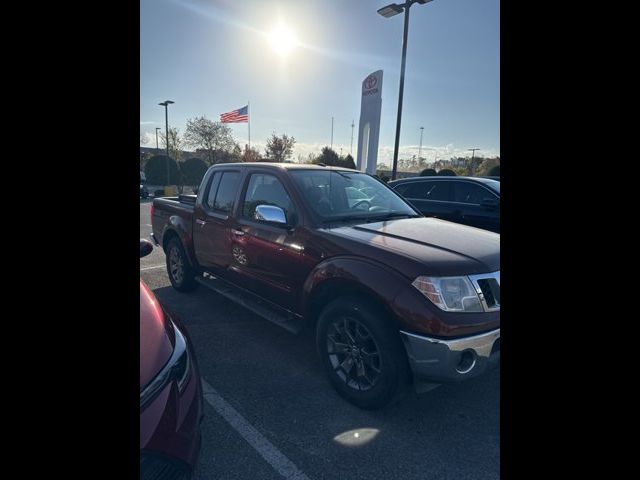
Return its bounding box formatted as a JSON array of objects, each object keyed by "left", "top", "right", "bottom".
[{"left": 399, "top": 328, "right": 500, "bottom": 385}]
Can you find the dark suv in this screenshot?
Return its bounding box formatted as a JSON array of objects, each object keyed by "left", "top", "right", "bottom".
[{"left": 388, "top": 176, "right": 500, "bottom": 233}]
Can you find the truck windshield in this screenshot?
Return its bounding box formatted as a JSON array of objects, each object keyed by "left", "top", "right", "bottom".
[{"left": 289, "top": 170, "right": 419, "bottom": 223}]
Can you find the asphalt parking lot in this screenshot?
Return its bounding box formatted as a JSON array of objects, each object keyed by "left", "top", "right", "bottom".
[{"left": 140, "top": 200, "right": 500, "bottom": 480}]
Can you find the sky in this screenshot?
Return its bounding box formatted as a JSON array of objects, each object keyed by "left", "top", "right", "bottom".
[{"left": 140, "top": 0, "right": 500, "bottom": 166}]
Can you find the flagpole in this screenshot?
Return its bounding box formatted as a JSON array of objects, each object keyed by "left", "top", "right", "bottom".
[{"left": 248, "top": 101, "right": 251, "bottom": 150}]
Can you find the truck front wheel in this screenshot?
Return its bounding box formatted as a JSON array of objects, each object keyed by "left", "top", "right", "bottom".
[
  {"left": 166, "top": 237, "right": 198, "bottom": 292},
  {"left": 316, "top": 296, "right": 411, "bottom": 409}
]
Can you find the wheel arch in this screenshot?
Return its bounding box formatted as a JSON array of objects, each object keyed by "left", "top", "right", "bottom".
[{"left": 301, "top": 256, "right": 408, "bottom": 332}]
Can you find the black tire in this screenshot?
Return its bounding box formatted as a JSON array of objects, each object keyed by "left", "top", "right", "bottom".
[
  {"left": 316, "top": 295, "right": 411, "bottom": 409},
  {"left": 165, "top": 237, "right": 198, "bottom": 292}
]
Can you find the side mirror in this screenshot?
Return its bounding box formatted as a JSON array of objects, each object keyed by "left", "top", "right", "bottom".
[
  {"left": 140, "top": 239, "right": 154, "bottom": 258},
  {"left": 255, "top": 205, "right": 287, "bottom": 225},
  {"left": 481, "top": 197, "right": 499, "bottom": 210}
]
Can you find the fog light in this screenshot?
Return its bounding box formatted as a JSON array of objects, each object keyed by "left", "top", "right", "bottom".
[{"left": 456, "top": 350, "right": 476, "bottom": 374}]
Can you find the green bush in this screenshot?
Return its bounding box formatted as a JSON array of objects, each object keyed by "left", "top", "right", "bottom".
[
  {"left": 437, "top": 169, "right": 456, "bottom": 176},
  {"left": 181, "top": 157, "right": 208, "bottom": 186},
  {"left": 420, "top": 168, "right": 437, "bottom": 176},
  {"left": 144, "top": 155, "right": 180, "bottom": 186},
  {"left": 488, "top": 165, "right": 500, "bottom": 176}
]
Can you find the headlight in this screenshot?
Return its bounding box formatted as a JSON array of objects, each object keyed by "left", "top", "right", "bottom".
[
  {"left": 412, "top": 276, "right": 483, "bottom": 312},
  {"left": 140, "top": 321, "right": 192, "bottom": 409},
  {"left": 172, "top": 323, "right": 192, "bottom": 393}
]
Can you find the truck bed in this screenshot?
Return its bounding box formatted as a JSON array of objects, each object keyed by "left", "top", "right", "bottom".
[{"left": 151, "top": 195, "right": 197, "bottom": 247}]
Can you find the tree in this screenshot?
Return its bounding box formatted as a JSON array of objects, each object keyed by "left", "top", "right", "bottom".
[
  {"left": 476, "top": 157, "right": 500, "bottom": 176},
  {"left": 488, "top": 165, "right": 500, "bottom": 176},
  {"left": 265, "top": 133, "right": 295, "bottom": 162},
  {"left": 184, "top": 116, "right": 236, "bottom": 166},
  {"left": 159, "top": 127, "right": 184, "bottom": 162},
  {"left": 342, "top": 154, "right": 356, "bottom": 169},
  {"left": 242, "top": 145, "right": 261, "bottom": 162},
  {"left": 313, "top": 146, "right": 340, "bottom": 166},
  {"left": 420, "top": 168, "right": 437, "bottom": 176},
  {"left": 144, "top": 155, "right": 180, "bottom": 186},
  {"left": 437, "top": 169, "right": 456, "bottom": 176},
  {"left": 180, "top": 158, "right": 208, "bottom": 186}
]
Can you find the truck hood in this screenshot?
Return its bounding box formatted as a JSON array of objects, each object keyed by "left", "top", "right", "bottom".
[
  {"left": 323, "top": 217, "right": 500, "bottom": 277},
  {"left": 140, "top": 280, "right": 174, "bottom": 390}
]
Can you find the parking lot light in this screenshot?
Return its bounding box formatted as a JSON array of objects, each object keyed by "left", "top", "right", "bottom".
[
  {"left": 378, "top": 0, "right": 435, "bottom": 180},
  {"left": 377, "top": 4, "right": 404, "bottom": 18},
  {"left": 158, "top": 100, "right": 175, "bottom": 187}
]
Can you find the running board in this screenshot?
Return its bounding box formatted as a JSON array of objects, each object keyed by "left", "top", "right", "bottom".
[{"left": 195, "top": 273, "right": 303, "bottom": 334}]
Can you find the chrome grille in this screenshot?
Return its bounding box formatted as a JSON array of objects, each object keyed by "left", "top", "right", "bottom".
[{"left": 469, "top": 271, "right": 500, "bottom": 312}]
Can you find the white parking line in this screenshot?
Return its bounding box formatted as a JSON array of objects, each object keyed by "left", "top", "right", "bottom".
[
  {"left": 200, "top": 378, "right": 310, "bottom": 480},
  {"left": 140, "top": 265, "right": 165, "bottom": 271}
]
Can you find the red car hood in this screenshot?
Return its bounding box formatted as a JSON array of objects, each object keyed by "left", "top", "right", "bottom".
[
  {"left": 324, "top": 217, "right": 500, "bottom": 276},
  {"left": 140, "top": 280, "right": 174, "bottom": 390}
]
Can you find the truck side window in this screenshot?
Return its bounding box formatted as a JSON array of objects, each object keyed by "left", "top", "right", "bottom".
[
  {"left": 212, "top": 171, "right": 240, "bottom": 213},
  {"left": 242, "top": 173, "right": 294, "bottom": 223},
  {"left": 454, "top": 182, "right": 492, "bottom": 205},
  {"left": 205, "top": 172, "right": 222, "bottom": 210}
]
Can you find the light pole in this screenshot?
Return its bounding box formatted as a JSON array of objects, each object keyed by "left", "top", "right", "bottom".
[
  {"left": 155, "top": 127, "right": 161, "bottom": 151},
  {"left": 158, "top": 100, "right": 174, "bottom": 186},
  {"left": 331, "top": 116, "right": 334, "bottom": 150},
  {"left": 350, "top": 120, "right": 355, "bottom": 155},
  {"left": 418, "top": 126, "right": 424, "bottom": 160},
  {"left": 378, "top": 0, "right": 434, "bottom": 180},
  {"left": 468, "top": 148, "right": 479, "bottom": 174}
]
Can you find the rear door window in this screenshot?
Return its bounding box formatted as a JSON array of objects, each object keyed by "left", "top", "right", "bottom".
[
  {"left": 205, "top": 172, "right": 222, "bottom": 210},
  {"left": 422, "top": 181, "right": 451, "bottom": 201},
  {"left": 453, "top": 182, "right": 494, "bottom": 205},
  {"left": 397, "top": 181, "right": 452, "bottom": 201},
  {"left": 210, "top": 171, "right": 241, "bottom": 213}
]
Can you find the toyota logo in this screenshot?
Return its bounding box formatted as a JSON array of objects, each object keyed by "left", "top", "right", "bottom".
[{"left": 364, "top": 75, "right": 377, "bottom": 90}]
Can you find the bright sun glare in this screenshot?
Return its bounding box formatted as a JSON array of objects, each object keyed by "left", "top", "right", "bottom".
[{"left": 268, "top": 23, "right": 298, "bottom": 57}]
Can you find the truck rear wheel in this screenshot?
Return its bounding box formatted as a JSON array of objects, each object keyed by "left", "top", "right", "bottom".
[
  {"left": 316, "top": 296, "right": 411, "bottom": 409},
  {"left": 166, "top": 237, "right": 198, "bottom": 292}
]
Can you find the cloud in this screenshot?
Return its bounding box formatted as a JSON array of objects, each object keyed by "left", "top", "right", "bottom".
[{"left": 242, "top": 140, "right": 498, "bottom": 164}]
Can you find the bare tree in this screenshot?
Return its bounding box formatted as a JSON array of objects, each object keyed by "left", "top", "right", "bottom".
[
  {"left": 264, "top": 133, "right": 295, "bottom": 162},
  {"left": 184, "top": 116, "right": 236, "bottom": 165},
  {"left": 242, "top": 144, "right": 261, "bottom": 162},
  {"left": 160, "top": 127, "right": 184, "bottom": 162}
]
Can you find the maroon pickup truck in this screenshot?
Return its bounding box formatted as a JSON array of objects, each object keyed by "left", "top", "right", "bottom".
[{"left": 151, "top": 163, "right": 500, "bottom": 409}]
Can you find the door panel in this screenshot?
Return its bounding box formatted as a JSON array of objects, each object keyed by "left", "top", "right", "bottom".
[
  {"left": 225, "top": 172, "right": 303, "bottom": 310},
  {"left": 192, "top": 170, "right": 241, "bottom": 272}
]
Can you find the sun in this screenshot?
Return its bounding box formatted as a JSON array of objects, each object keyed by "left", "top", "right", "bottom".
[{"left": 267, "top": 23, "right": 298, "bottom": 57}]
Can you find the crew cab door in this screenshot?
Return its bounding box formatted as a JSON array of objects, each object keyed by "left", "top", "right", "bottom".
[
  {"left": 192, "top": 169, "right": 242, "bottom": 272},
  {"left": 224, "top": 170, "right": 303, "bottom": 311}
]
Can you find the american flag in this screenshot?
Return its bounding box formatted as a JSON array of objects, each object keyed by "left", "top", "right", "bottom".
[{"left": 220, "top": 105, "right": 248, "bottom": 123}]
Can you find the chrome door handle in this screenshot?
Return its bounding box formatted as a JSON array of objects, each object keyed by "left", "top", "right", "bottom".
[
  {"left": 196, "top": 219, "right": 206, "bottom": 226},
  {"left": 231, "top": 229, "right": 245, "bottom": 236}
]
